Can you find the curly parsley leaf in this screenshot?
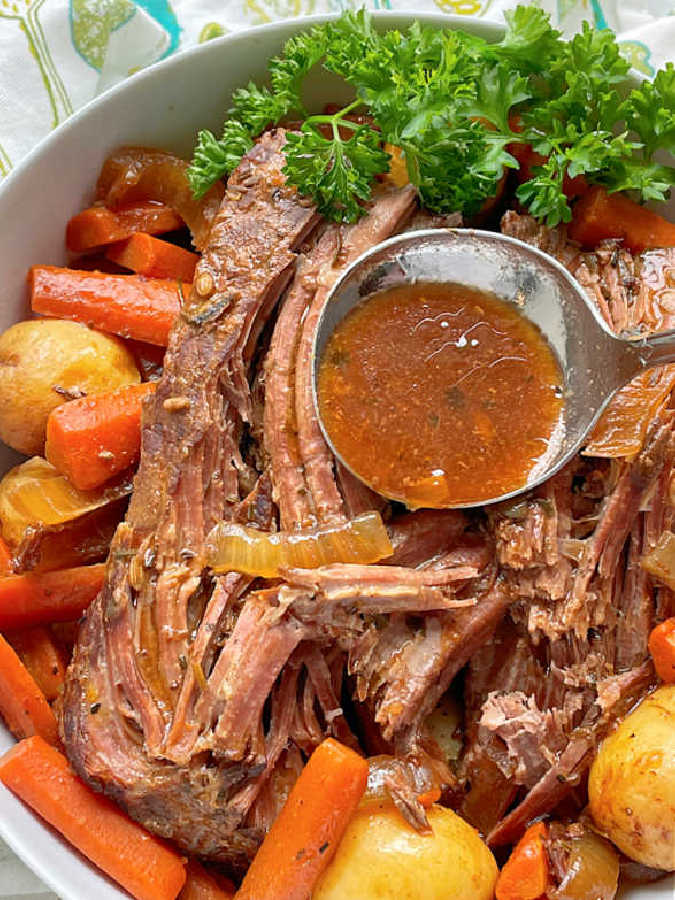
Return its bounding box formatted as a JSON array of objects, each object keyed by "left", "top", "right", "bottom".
[
  {"left": 283, "top": 117, "right": 389, "bottom": 222},
  {"left": 189, "top": 6, "right": 675, "bottom": 225},
  {"left": 188, "top": 124, "right": 254, "bottom": 198},
  {"left": 623, "top": 62, "right": 675, "bottom": 157}
]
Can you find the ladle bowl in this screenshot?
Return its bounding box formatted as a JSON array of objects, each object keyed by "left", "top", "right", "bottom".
[{"left": 312, "top": 228, "right": 675, "bottom": 508}]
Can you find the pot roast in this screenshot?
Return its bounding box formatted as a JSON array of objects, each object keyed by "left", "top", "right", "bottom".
[{"left": 61, "top": 131, "right": 675, "bottom": 871}]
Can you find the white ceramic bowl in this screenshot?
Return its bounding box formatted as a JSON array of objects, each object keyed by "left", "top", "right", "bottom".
[{"left": 0, "top": 12, "right": 672, "bottom": 899}]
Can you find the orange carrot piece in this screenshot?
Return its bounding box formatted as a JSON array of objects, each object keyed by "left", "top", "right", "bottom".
[
  {"left": 496, "top": 821, "right": 551, "bottom": 900},
  {"left": 180, "top": 860, "right": 236, "bottom": 900},
  {"left": 0, "top": 537, "right": 12, "bottom": 575},
  {"left": 29, "top": 266, "right": 184, "bottom": 346},
  {"left": 66, "top": 202, "right": 182, "bottom": 253},
  {"left": 6, "top": 626, "right": 67, "bottom": 702},
  {"left": 569, "top": 186, "right": 675, "bottom": 252},
  {"left": 0, "top": 736, "right": 186, "bottom": 900},
  {"left": 106, "top": 233, "right": 199, "bottom": 282},
  {"left": 46, "top": 382, "right": 157, "bottom": 491},
  {"left": 0, "top": 636, "right": 58, "bottom": 744},
  {"left": 0, "top": 563, "right": 105, "bottom": 630},
  {"left": 648, "top": 617, "right": 675, "bottom": 683},
  {"left": 236, "top": 738, "right": 368, "bottom": 900}
]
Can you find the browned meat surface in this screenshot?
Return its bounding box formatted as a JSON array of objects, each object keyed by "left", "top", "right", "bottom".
[
  {"left": 455, "top": 212, "right": 674, "bottom": 845},
  {"left": 60, "top": 158, "right": 673, "bottom": 871},
  {"left": 62, "top": 137, "right": 488, "bottom": 865}
]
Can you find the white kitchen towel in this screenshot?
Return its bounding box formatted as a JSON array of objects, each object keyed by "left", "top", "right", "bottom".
[{"left": 0, "top": 0, "right": 674, "bottom": 897}]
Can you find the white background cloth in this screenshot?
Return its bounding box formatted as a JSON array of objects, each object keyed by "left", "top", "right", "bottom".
[{"left": 1, "top": 0, "right": 674, "bottom": 896}]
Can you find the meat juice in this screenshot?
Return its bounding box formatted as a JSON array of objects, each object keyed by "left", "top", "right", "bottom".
[{"left": 317, "top": 282, "right": 564, "bottom": 507}]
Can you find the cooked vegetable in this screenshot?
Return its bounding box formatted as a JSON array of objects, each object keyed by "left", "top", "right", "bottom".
[
  {"left": 206, "top": 510, "right": 393, "bottom": 577},
  {"left": 46, "top": 382, "right": 156, "bottom": 491},
  {"left": 313, "top": 801, "right": 497, "bottom": 899},
  {"left": 641, "top": 531, "right": 675, "bottom": 591},
  {"left": 0, "top": 537, "right": 12, "bottom": 575},
  {"left": 0, "top": 635, "right": 59, "bottom": 744},
  {"left": 495, "top": 821, "right": 550, "bottom": 900},
  {"left": 188, "top": 7, "right": 675, "bottom": 226},
  {"left": 0, "top": 319, "right": 139, "bottom": 455},
  {"left": 6, "top": 626, "right": 67, "bottom": 702},
  {"left": 29, "top": 266, "right": 183, "bottom": 347},
  {"left": 0, "top": 456, "right": 131, "bottom": 550},
  {"left": 585, "top": 368, "right": 675, "bottom": 458},
  {"left": 0, "top": 736, "right": 187, "bottom": 900},
  {"left": 180, "top": 860, "right": 235, "bottom": 900},
  {"left": 548, "top": 825, "right": 619, "bottom": 900},
  {"left": 0, "top": 563, "right": 105, "bottom": 629},
  {"left": 66, "top": 202, "right": 183, "bottom": 253},
  {"left": 425, "top": 693, "right": 463, "bottom": 762},
  {"left": 236, "top": 738, "right": 368, "bottom": 900},
  {"left": 569, "top": 185, "right": 675, "bottom": 251},
  {"left": 588, "top": 685, "right": 675, "bottom": 870},
  {"left": 96, "top": 147, "right": 225, "bottom": 251},
  {"left": 105, "top": 233, "right": 199, "bottom": 282},
  {"left": 648, "top": 618, "right": 675, "bottom": 683}
]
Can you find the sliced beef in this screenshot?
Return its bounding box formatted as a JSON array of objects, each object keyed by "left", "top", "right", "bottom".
[
  {"left": 264, "top": 185, "right": 416, "bottom": 531},
  {"left": 62, "top": 132, "right": 322, "bottom": 865}
]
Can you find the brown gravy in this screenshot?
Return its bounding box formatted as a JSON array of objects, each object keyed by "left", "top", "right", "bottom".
[{"left": 317, "top": 282, "right": 564, "bottom": 507}]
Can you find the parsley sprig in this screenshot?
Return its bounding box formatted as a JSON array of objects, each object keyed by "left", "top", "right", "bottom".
[{"left": 188, "top": 6, "right": 675, "bottom": 226}]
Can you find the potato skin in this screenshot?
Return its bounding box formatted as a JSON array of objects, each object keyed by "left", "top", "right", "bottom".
[
  {"left": 313, "top": 802, "right": 497, "bottom": 900},
  {"left": 588, "top": 685, "right": 675, "bottom": 871},
  {"left": 0, "top": 319, "right": 139, "bottom": 455}
]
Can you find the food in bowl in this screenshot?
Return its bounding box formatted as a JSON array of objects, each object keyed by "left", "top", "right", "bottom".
[{"left": 0, "top": 6, "right": 673, "bottom": 899}]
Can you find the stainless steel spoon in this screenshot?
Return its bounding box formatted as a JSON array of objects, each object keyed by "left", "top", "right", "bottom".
[{"left": 311, "top": 228, "right": 675, "bottom": 509}]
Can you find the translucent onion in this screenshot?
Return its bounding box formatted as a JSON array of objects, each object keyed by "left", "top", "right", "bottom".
[
  {"left": 0, "top": 456, "right": 131, "bottom": 548},
  {"left": 552, "top": 830, "right": 619, "bottom": 900},
  {"left": 585, "top": 367, "right": 675, "bottom": 458},
  {"left": 96, "top": 147, "right": 225, "bottom": 251},
  {"left": 206, "top": 511, "right": 393, "bottom": 577},
  {"left": 641, "top": 530, "right": 675, "bottom": 590}
]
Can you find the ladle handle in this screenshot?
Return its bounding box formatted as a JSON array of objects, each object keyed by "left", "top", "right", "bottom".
[{"left": 617, "top": 328, "right": 675, "bottom": 383}]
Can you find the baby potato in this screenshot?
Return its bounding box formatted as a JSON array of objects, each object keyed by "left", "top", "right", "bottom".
[
  {"left": 313, "top": 801, "right": 497, "bottom": 900},
  {"left": 0, "top": 319, "right": 139, "bottom": 455},
  {"left": 425, "top": 693, "right": 463, "bottom": 762},
  {"left": 588, "top": 685, "right": 675, "bottom": 871}
]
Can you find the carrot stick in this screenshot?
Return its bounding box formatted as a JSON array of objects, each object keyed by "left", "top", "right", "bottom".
[
  {"left": 6, "top": 626, "right": 67, "bottom": 702},
  {"left": 0, "top": 536, "right": 12, "bottom": 575},
  {"left": 495, "top": 821, "right": 551, "bottom": 900},
  {"left": 0, "top": 736, "right": 186, "bottom": 900},
  {"left": 569, "top": 186, "right": 675, "bottom": 252},
  {"left": 0, "top": 563, "right": 105, "bottom": 630},
  {"left": 236, "top": 738, "right": 368, "bottom": 900},
  {"left": 180, "top": 860, "right": 236, "bottom": 900},
  {"left": 648, "top": 617, "right": 675, "bottom": 683},
  {"left": 29, "top": 266, "right": 183, "bottom": 346},
  {"left": 0, "top": 636, "right": 58, "bottom": 745},
  {"left": 66, "top": 202, "right": 182, "bottom": 253},
  {"left": 106, "top": 233, "right": 199, "bottom": 282},
  {"left": 46, "top": 382, "right": 157, "bottom": 491}
]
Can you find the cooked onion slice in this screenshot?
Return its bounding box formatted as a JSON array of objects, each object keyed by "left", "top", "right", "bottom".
[
  {"left": 641, "top": 530, "right": 675, "bottom": 590},
  {"left": 206, "top": 511, "right": 393, "bottom": 577},
  {"left": 96, "top": 147, "right": 225, "bottom": 251},
  {"left": 0, "top": 456, "right": 131, "bottom": 548},
  {"left": 585, "top": 367, "right": 675, "bottom": 458}
]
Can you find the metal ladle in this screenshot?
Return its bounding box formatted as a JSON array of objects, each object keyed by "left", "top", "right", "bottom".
[{"left": 311, "top": 228, "right": 675, "bottom": 509}]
